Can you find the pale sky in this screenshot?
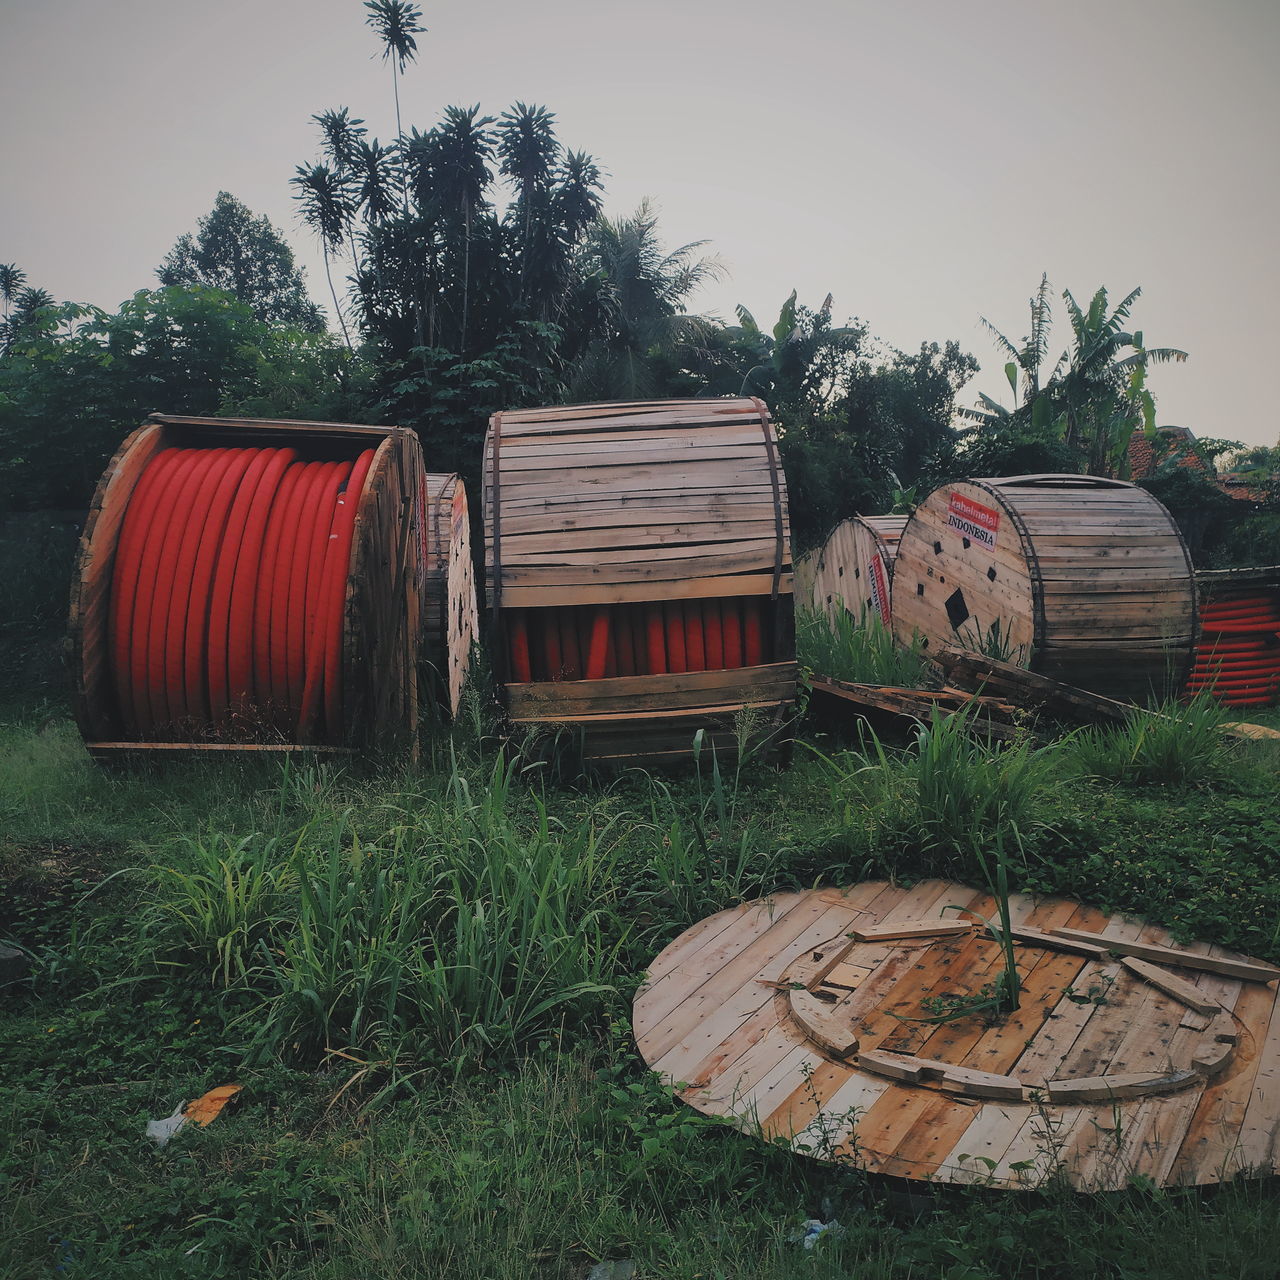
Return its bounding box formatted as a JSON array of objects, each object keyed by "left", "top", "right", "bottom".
[{"left": 2, "top": 0, "right": 1277, "bottom": 447}]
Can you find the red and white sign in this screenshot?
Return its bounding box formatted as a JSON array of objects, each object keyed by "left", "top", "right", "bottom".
[
  {"left": 946, "top": 492, "right": 1000, "bottom": 550},
  {"left": 868, "top": 555, "right": 890, "bottom": 623}
]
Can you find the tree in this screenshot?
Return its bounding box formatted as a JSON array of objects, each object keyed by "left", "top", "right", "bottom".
[
  {"left": 0, "top": 264, "right": 26, "bottom": 322},
  {"left": 364, "top": 0, "right": 425, "bottom": 206},
  {"left": 961, "top": 277, "right": 1186, "bottom": 478},
  {"left": 734, "top": 291, "right": 867, "bottom": 422},
  {"left": 156, "top": 192, "right": 324, "bottom": 331},
  {"left": 290, "top": 165, "right": 356, "bottom": 349},
  {"left": 0, "top": 286, "right": 373, "bottom": 511},
  {"left": 566, "top": 200, "right": 723, "bottom": 400},
  {"left": 1054, "top": 286, "right": 1187, "bottom": 475}
]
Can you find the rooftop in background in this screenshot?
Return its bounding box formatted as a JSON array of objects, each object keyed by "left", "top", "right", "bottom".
[{"left": 1129, "top": 426, "right": 1275, "bottom": 504}]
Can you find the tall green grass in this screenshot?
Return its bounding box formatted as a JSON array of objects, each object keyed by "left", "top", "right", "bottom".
[
  {"left": 796, "top": 606, "right": 927, "bottom": 687},
  {"left": 817, "top": 705, "right": 1058, "bottom": 868},
  {"left": 1066, "top": 696, "right": 1233, "bottom": 786},
  {"left": 150, "top": 752, "right": 630, "bottom": 1075}
]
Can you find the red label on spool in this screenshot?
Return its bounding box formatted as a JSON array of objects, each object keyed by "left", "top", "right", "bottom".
[
  {"left": 947, "top": 493, "right": 1000, "bottom": 549},
  {"left": 868, "top": 555, "right": 890, "bottom": 623}
]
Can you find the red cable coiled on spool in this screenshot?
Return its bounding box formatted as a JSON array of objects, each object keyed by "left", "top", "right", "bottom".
[
  {"left": 1185, "top": 592, "right": 1280, "bottom": 708},
  {"left": 509, "top": 597, "right": 772, "bottom": 681},
  {"left": 107, "top": 445, "right": 375, "bottom": 744}
]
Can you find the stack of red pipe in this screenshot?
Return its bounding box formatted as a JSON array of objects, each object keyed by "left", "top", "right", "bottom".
[
  {"left": 1184, "top": 592, "right": 1280, "bottom": 708},
  {"left": 505, "top": 598, "right": 770, "bottom": 683},
  {"left": 108, "top": 444, "right": 375, "bottom": 743}
]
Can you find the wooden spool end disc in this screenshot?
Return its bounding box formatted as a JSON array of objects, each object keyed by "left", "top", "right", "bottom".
[
  {"left": 633, "top": 881, "right": 1280, "bottom": 1191},
  {"left": 421, "top": 472, "right": 478, "bottom": 720},
  {"left": 798, "top": 514, "right": 907, "bottom": 627}
]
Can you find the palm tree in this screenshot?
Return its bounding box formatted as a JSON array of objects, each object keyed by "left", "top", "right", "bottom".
[
  {"left": 430, "top": 105, "right": 496, "bottom": 353},
  {"left": 569, "top": 200, "right": 724, "bottom": 399},
  {"left": 291, "top": 163, "right": 356, "bottom": 349},
  {"left": 313, "top": 107, "right": 367, "bottom": 171},
  {"left": 313, "top": 108, "right": 370, "bottom": 271},
  {"left": 364, "top": 0, "right": 425, "bottom": 209},
  {"left": 497, "top": 103, "right": 559, "bottom": 306},
  {"left": 0, "top": 263, "right": 26, "bottom": 321}
]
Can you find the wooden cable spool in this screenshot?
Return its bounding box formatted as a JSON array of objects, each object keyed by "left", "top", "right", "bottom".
[
  {"left": 69, "top": 414, "right": 425, "bottom": 760},
  {"left": 420, "top": 472, "right": 478, "bottom": 719},
  {"left": 635, "top": 880, "right": 1280, "bottom": 1191},
  {"left": 797, "top": 514, "right": 908, "bottom": 625},
  {"left": 891, "top": 474, "right": 1198, "bottom": 702},
  {"left": 482, "top": 397, "right": 797, "bottom": 766}
]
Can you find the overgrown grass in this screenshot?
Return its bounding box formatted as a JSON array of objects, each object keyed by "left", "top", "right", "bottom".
[
  {"left": 1065, "top": 695, "right": 1234, "bottom": 786},
  {"left": 4, "top": 697, "right": 1280, "bottom": 1277},
  {"left": 813, "top": 706, "right": 1059, "bottom": 869},
  {"left": 796, "top": 606, "right": 928, "bottom": 687}
]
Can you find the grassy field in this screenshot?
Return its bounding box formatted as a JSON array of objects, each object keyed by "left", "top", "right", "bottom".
[{"left": 3, "top": 683, "right": 1280, "bottom": 1278}]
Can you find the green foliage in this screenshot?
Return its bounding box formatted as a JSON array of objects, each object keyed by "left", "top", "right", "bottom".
[
  {"left": 796, "top": 606, "right": 928, "bottom": 687},
  {"left": 817, "top": 708, "right": 1057, "bottom": 870},
  {"left": 957, "top": 414, "right": 1079, "bottom": 477},
  {"left": 961, "top": 275, "right": 1186, "bottom": 479},
  {"left": 1065, "top": 697, "right": 1234, "bottom": 787},
  {"left": 771, "top": 315, "right": 977, "bottom": 551},
  {"left": 5, "top": 701, "right": 1280, "bottom": 1276},
  {"left": 0, "top": 285, "right": 370, "bottom": 511},
  {"left": 156, "top": 191, "right": 324, "bottom": 330},
  {"left": 566, "top": 200, "right": 724, "bottom": 401}
]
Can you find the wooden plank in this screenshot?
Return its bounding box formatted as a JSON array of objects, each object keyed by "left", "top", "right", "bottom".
[
  {"left": 1122, "top": 957, "right": 1222, "bottom": 1016},
  {"left": 640, "top": 899, "right": 871, "bottom": 1064},
  {"left": 1046, "top": 1070, "right": 1198, "bottom": 1103},
  {"left": 850, "top": 921, "right": 973, "bottom": 943},
  {"left": 857, "top": 1051, "right": 1024, "bottom": 1100},
  {"left": 1007, "top": 925, "right": 1110, "bottom": 958},
  {"left": 495, "top": 573, "right": 789, "bottom": 608},
  {"left": 1049, "top": 929, "right": 1280, "bottom": 983},
  {"left": 147, "top": 413, "right": 400, "bottom": 438}
]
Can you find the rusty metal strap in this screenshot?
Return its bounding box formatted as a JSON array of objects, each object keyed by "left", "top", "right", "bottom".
[{"left": 751, "top": 397, "right": 785, "bottom": 600}]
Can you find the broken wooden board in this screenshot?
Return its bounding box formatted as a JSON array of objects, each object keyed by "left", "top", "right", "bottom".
[
  {"left": 1046, "top": 1070, "right": 1198, "bottom": 1103},
  {"left": 850, "top": 921, "right": 973, "bottom": 943},
  {"left": 1051, "top": 929, "right": 1280, "bottom": 983},
  {"left": 1121, "top": 957, "right": 1221, "bottom": 1016},
  {"left": 859, "top": 1050, "right": 1025, "bottom": 1100},
  {"left": 934, "top": 646, "right": 1135, "bottom": 723},
  {"left": 807, "top": 676, "right": 1024, "bottom": 742}
]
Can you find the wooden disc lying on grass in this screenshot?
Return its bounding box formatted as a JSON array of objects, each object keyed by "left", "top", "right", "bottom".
[{"left": 634, "top": 881, "right": 1280, "bottom": 1191}]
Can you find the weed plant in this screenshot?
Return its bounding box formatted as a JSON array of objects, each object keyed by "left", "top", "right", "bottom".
[
  {"left": 816, "top": 705, "right": 1058, "bottom": 873},
  {"left": 795, "top": 605, "right": 928, "bottom": 687},
  {"left": 1066, "top": 695, "right": 1233, "bottom": 786}
]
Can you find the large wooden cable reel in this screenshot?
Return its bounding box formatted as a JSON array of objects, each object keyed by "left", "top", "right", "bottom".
[
  {"left": 799, "top": 515, "right": 908, "bottom": 625},
  {"left": 634, "top": 881, "right": 1280, "bottom": 1190},
  {"left": 69, "top": 414, "right": 425, "bottom": 758},
  {"left": 482, "top": 397, "right": 798, "bottom": 765},
  {"left": 890, "top": 475, "right": 1198, "bottom": 702}
]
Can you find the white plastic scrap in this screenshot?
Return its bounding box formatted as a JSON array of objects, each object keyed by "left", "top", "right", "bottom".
[
  {"left": 791, "top": 1219, "right": 845, "bottom": 1251},
  {"left": 146, "top": 1101, "right": 188, "bottom": 1147}
]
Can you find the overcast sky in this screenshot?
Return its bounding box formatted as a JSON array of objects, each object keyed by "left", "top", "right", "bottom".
[{"left": 3, "top": 0, "right": 1277, "bottom": 447}]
